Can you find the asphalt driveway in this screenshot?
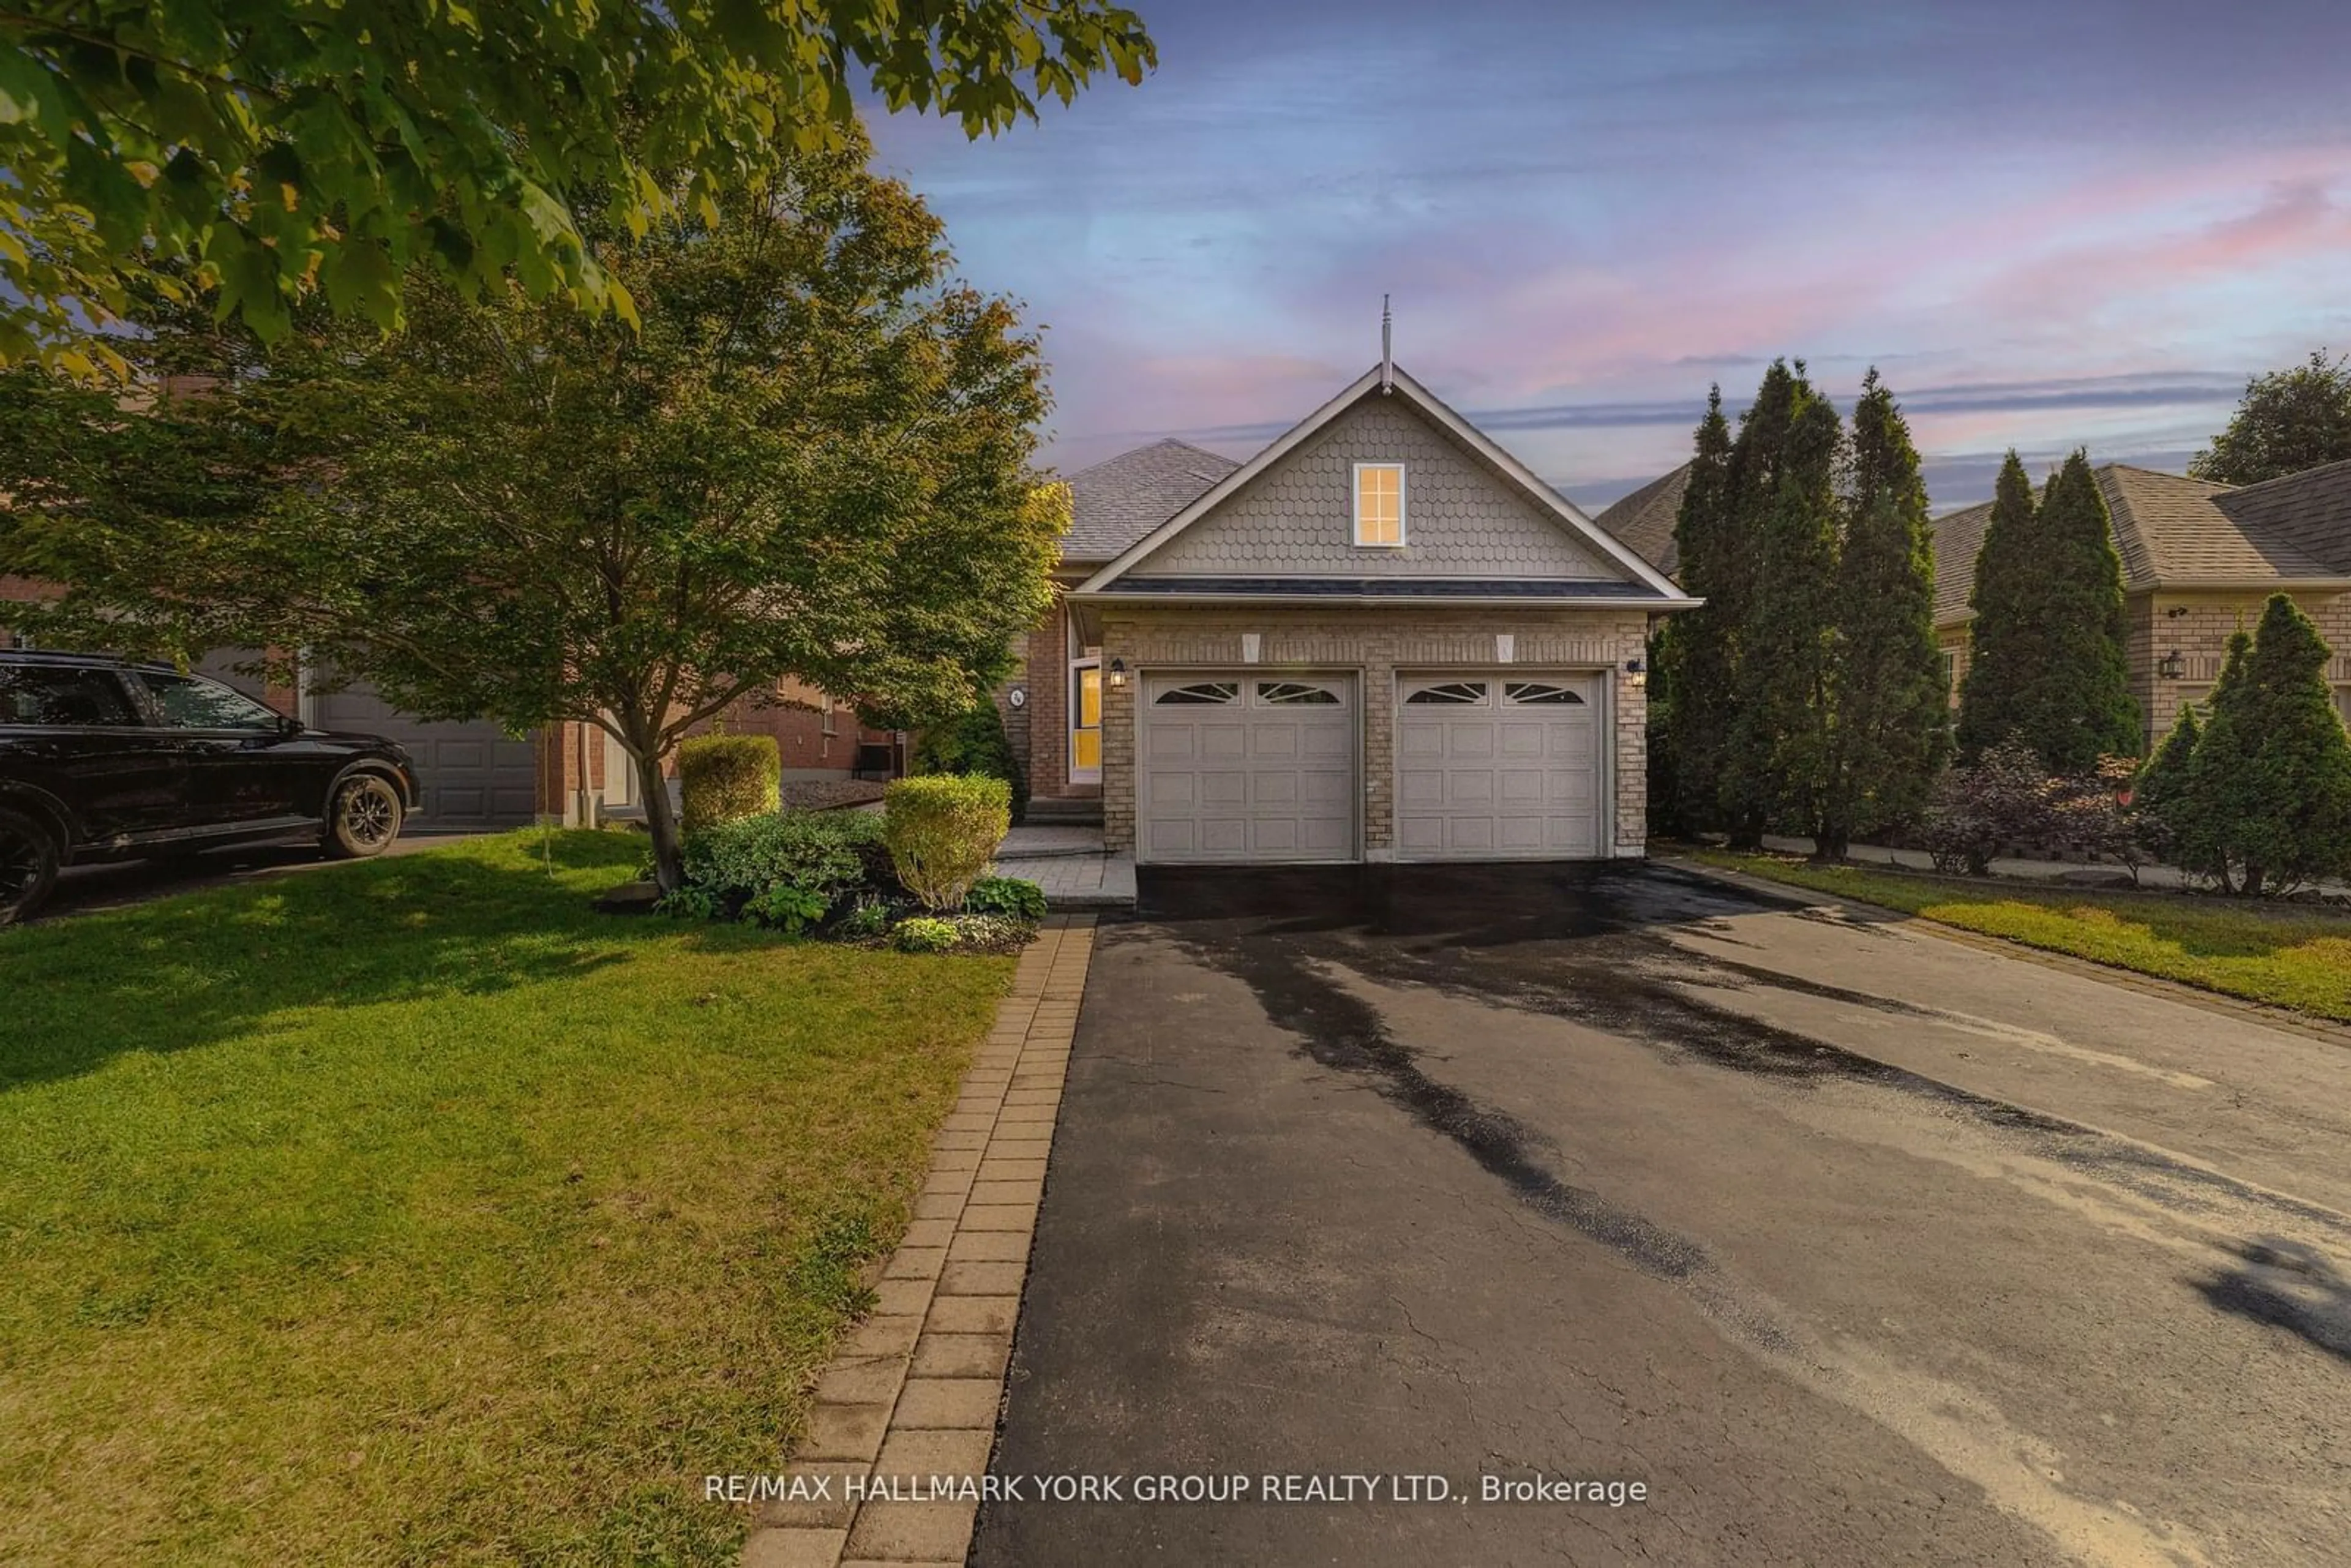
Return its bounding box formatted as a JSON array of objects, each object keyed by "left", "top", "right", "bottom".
[{"left": 975, "top": 862, "right": 2351, "bottom": 1568}]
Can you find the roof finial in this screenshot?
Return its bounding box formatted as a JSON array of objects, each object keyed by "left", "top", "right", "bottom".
[{"left": 1380, "top": 294, "right": 1393, "bottom": 394}]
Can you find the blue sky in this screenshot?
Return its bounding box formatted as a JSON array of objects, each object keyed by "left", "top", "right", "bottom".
[{"left": 864, "top": 0, "right": 2351, "bottom": 511}]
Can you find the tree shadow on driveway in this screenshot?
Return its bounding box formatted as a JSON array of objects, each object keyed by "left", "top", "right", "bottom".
[{"left": 2192, "top": 1237, "right": 2351, "bottom": 1365}]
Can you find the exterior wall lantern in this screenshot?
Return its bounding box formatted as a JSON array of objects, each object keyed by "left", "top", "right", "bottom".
[
  {"left": 2156, "top": 650, "right": 2185, "bottom": 680},
  {"left": 1625, "top": 657, "right": 1646, "bottom": 690},
  {"left": 1107, "top": 658, "right": 1128, "bottom": 689}
]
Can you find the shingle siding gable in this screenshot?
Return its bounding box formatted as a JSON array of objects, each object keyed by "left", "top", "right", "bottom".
[{"left": 1125, "top": 396, "right": 1624, "bottom": 580}]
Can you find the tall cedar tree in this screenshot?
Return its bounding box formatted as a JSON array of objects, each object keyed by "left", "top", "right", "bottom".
[
  {"left": 1814, "top": 370, "right": 1951, "bottom": 857},
  {"left": 1723, "top": 360, "right": 1841, "bottom": 845},
  {"left": 1656, "top": 386, "right": 1736, "bottom": 833},
  {"left": 2129, "top": 702, "right": 2202, "bottom": 870},
  {"left": 0, "top": 130, "right": 1064, "bottom": 892},
  {"left": 1954, "top": 453, "right": 2039, "bottom": 760},
  {"left": 1956, "top": 451, "right": 2139, "bottom": 770},
  {"left": 2230, "top": 595, "right": 2351, "bottom": 890},
  {"left": 2188, "top": 350, "right": 2351, "bottom": 485},
  {"left": 2180, "top": 632, "right": 2263, "bottom": 892}
]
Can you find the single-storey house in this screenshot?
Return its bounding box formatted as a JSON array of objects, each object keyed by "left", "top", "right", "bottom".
[
  {"left": 1592, "top": 457, "right": 2351, "bottom": 746},
  {"left": 996, "top": 363, "right": 1699, "bottom": 863}
]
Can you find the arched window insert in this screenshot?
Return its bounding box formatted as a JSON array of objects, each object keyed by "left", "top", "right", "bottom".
[
  {"left": 1403, "top": 681, "right": 1488, "bottom": 705},
  {"left": 1504, "top": 681, "right": 1586, "bottom": 705},
  {"left": 1257, "top": 681, "right": 1341, "bottom": 706},
  {"left": 1155, "top": 681, "right": 1240, "bottom": 705}
]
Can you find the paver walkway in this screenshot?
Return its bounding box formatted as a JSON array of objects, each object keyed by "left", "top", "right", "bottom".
[
  {"left": 741, "top": 915, "right": 1095, "bottom": 1568},
  {"left": 992, "top": 827, "right": 1135, "bottom": 910}
]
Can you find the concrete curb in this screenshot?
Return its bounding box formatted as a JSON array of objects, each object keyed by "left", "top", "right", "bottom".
[
  {"left": 1658, "top": 855, "right": 2351, "bottom": 1053},
  {"left": 741, "top": 915, "right": 1097, "bottom": 1568}
]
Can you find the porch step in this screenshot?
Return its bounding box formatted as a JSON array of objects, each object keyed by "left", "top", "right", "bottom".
[{"left": 1024, "top": 797, "right": 1103, "bottom": 827}]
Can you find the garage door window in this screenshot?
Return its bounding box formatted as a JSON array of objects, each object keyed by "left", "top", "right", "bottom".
[
  {"left": 1257, "top": 680, "right": 1341, "bottom": 705},
  {"left": 1503, "top": 681, "right": 1586, "bottom": 706},
  {"left": 1155, "top": 681, "right": 1239, "bottom": 705},
  {"left": 1404, "top": 680, "right": 1489, "bottom": 705}
]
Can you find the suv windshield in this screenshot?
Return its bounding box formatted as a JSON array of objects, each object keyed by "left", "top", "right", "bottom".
[
  {"left": 138, "top": 672, "right": 285, "bottom": 731},
  {"left": 0, "top": 665, "right": 141, "bottom": 727}
]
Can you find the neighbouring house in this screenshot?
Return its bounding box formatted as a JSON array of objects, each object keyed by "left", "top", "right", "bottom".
[
  {"left": 1925, "top": 460, "right": 2351, "bottom": 744},
  {"left": 1, "top": 577, "right": 894, "bottom": 828},
  {"left": 1593, "top": 456, "right": 2351, "bottom": 748},
  {"left": 995, "top": 363, "right": 1698, "bottom": 863}
]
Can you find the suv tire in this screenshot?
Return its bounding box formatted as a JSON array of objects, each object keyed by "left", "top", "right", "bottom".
[
  {"left": 0, "top": 806, "right": 62, "bottom": 926},
  {"left": 324, "top": 774, "right": 405, "bottom": 859}
]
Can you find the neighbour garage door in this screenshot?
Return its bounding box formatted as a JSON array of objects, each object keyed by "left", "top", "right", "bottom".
[
  {"left": 1139, "top": 673, "right": 1356, "bottom": 863},
  {"left": 314, "top": 683, "right": 538, "bottom": 828},
  {"left": 1397, "top": 673, "right": 1601, "bottom": 860}
]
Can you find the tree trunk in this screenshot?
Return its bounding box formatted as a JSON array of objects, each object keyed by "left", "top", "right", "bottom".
[
  {"left": 1726, "top": 812, "right": 1766, "bottom": 852},
  {"left": 1812, "top": 822, "right": 1849, "bottom": 862},
  {"left": 2240, "top": 862, "right": 2265, "bottom": 899},
  {"left": 636, "top": 745, "right": 684, "bottom": 893}
]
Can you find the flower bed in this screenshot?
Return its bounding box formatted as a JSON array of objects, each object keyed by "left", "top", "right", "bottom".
[{"left": 647, "top": 789, "right": 1041, "bottom": 953}]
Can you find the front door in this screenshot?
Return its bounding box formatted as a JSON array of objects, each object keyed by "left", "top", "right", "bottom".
[{"left": 1071, "top": 659, "right": 1102, "bottom": 783}]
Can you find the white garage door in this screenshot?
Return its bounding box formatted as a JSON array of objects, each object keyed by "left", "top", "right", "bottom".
[
  {"left": 313, "top": 683, "right": 538, "bottom": 828},
  {"left": 1397, "top": 673, "right": 1602, "bottom": 860},
  {"left": 1140, "top": 674, "right": 1356, "bottom": 863}
]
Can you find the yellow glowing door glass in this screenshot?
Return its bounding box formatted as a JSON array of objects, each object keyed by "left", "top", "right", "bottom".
[{"left": 1073, "top": 664, "right": 1102, "bottom": 773}]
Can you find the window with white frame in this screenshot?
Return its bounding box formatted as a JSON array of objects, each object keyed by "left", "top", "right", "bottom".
[{"left": 1354, "top": 462, "right": 1404, "bottom": 547}]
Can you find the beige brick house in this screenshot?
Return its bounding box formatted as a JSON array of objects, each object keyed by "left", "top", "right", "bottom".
[
  {"left": 1592, "top": 456, "right": 2351, "bottom": 749},
  {"left": 999, "top": 364, "right": 1698, "bottom": 863},
  {"left": 1925, "top": 460, "right": 2351, "bottom": 743}
]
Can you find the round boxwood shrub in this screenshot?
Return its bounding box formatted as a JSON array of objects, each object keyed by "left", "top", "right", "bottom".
[
  {"left": 912, "top": 701, "right": 1028, "bottom": 825},
  {"left": 678, "top": 733, "right": 780, "bottom": 834},
  {"left": 885, "top": 775, "right": 1011, "bottom": 910}
]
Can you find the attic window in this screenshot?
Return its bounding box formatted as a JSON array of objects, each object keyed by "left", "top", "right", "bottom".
[{"left": 1354, "top": 462, "right": 1405, "bottom": 547}]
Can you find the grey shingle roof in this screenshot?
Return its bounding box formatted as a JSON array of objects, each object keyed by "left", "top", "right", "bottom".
[
  {"left": 1059, "top": 439, "right": 1240, "bottom": 565},
  {"left": 1930, "top": 462, "right": 2351, "bottom": 626},
  {"left": 2213, "top": 456, "right": 2351, "bottom": 575},
  {"left": 1592, "top": 463, "right": 1691, "bottom": 579}
]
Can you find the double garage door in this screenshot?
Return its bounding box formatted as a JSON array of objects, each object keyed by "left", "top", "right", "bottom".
[{"left": 1137, "top": 670, "right": 1602, "bottom": 864}]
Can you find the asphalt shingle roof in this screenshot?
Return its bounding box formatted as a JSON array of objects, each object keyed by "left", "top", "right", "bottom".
[
  {"left": 1059, "top": 439, "right": 1240, "bottom": 565},
  {"left": 2212, "top": 456, "right": 2351, "bottom": 576},
  {"left": 1592, "top": 463, "right": 1691, "bottom": 579},
  {"left": 1929, "top": 462, "right": 2351, "bottom": 625}
]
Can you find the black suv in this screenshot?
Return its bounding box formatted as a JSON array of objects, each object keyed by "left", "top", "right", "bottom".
[{"left": 0, "top": 651, "right": 421, "bottom": 924}]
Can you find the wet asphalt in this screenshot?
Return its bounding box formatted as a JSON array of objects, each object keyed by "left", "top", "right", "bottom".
[{"left": 972, "top": 862, "right": 2351, "bottom": 1568}]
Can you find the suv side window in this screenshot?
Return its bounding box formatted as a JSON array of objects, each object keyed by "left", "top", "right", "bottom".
[
  {"left": 0, "top": 665, "right": 142, "bottom": 727},
  {"left": 138, "top": 672, "right": 285, "bottom": 731}
]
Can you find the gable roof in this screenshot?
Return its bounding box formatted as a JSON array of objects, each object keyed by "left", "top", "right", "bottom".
[
  {"left": 1060, "top": 438, "right": 1240, "bottom": 565},
  {"left": 1592, "top": 462, "right": 1692, "bottom": 579},
  {"left": 2212, "top": 455, "right": 2351, "bottom": 575},
  {"left": 1929, "top": 462, "right": 2351, "bottom": 625},
  {"left": 1075, "top": 366, "right": 1694, "bottom": 604}
]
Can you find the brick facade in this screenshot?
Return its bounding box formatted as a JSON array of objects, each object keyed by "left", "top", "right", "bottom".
[
  {"left": 1940, "top": 588, "right": 2351, "bottom": 745},
  {"left": 1092, "top": 606, "right": 1651, "bottom": 859}
]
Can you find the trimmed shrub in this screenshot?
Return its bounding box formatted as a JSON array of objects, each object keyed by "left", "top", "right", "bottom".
[
  {"left": 966, "top": 875, "right": 1047, "bottom": 920},
  {"left": 912, "top": 701, "right": 1028, "bottom": 824},
  {"left": 891, "top": 917, "right": 959, "bottom": 953},
  {"left": 664, "top": 809, "right": 883, "bottom": 919},
  {"left": 885, "top": 775, "right": 1011, "bottom": 911},
  {"left": 678, "top": 733, "right": 780, "bottom": 834},
  {"left": 1917, "top": 738, "right": 2054, "bottom": 875}
]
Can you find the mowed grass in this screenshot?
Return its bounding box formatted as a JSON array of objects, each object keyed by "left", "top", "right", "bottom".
[
  {"left": 1679, "top": 847, "right": 2351, "bottom": 1022},
  {"left": 0, "top": 831, "right": 1012, "bottom": 1567}
]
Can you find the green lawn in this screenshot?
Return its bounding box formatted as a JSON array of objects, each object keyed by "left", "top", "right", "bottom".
[
  {"left": 0, "top": 831, "right": 1012, "bottom": 1567},
  {"left": 1676, "top": 847, "right": 2351, "bottom": 1023}
]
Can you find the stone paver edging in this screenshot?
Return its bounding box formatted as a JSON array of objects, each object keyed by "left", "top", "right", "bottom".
[{"left": 742, "top": 915, "right": 1095, "bottom": 1568}]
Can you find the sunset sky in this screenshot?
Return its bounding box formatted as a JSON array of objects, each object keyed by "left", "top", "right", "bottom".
[{"left": 863, "top": 0, "right": 2351, "bottom": 512}]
